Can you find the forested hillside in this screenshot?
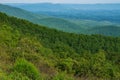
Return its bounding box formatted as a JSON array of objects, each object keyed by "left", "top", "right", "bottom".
[{"left": 0, "top": 12, "right": 120, "bottom": 80}]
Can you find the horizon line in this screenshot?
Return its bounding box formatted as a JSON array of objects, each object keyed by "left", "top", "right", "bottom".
[{"left": 1, "top": 2, "right": 120, "bottom": 5}]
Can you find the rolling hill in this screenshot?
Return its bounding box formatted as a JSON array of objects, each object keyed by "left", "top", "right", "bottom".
[
  {"left": 7, "top": 3, "right": 120, "bottom": 12},
  {"left": 1, "top": 3, "right": 120, "bottom": 36},
  {"left": 8, "top": 3, "right": 120, "bottom": 23},
  {"left": 88, "top": 26, "right": 120, "bottom": 36},
  {"left": 38, "top": 17, "right": 85, "bottom": 33},
  {"left": 0, "top": 4, "right": 48, "bottom": 21},
  {"left": 0, "top": 4, "right": 85, "bottom": 34}
]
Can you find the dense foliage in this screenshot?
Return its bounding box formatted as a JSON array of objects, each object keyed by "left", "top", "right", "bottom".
[{"left": 0, "top": 12, "right": 120, "bottom": 80}]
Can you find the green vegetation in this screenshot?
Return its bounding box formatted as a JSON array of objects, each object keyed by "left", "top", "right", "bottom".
[
  {"left": 0, "top": 12, "right": 120, "bottom": 80},
  {"left": 13, "top": 58, "right": 41, "bottom": 80}
]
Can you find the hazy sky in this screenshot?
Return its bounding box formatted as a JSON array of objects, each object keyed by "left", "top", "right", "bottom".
[{"left": 0, "top": 0, "right": 120, "bottom": 4}]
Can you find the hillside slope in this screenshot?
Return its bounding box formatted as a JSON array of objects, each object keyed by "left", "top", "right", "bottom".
[{"left": 0, "top": 12, "right": 120, "bottom": 80}]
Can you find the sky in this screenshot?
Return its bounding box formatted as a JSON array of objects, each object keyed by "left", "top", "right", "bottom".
[{"left": 0, "top": 0, "right": 120, "bottom": 4}]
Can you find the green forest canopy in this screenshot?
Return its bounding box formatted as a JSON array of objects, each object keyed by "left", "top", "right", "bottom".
[{"left": 0, "top": 12, "right": 120, "bottom": 80}]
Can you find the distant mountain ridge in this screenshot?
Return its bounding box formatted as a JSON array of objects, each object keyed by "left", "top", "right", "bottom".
[
  {"left": 7, "top": 3, "right": 120, "bottom": 23},
  {"left": 7, "top": 3, "right": 120, "bottom": 11},
  {"left": 1, "top": 3, "right": 120, "bottom": 36},
  {"left": 0, "top": 4, "right": 48, "bottom": 20},
  {"left": 0, "top": 4, "right": 85, "bottom": 33}
]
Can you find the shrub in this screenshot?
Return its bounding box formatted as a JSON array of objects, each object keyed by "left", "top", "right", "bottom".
[
  {"left": 9, "top": 71, "right": 30, "bottom": 80},
  {"left": 13, "top": 58, "right": 41, "bottom": 80},
  {"left": 0, "top": 69, "right": 10, "bottom": 80},
  {"left": 52, "top": 72, "right": 74, "bottom": 80}
]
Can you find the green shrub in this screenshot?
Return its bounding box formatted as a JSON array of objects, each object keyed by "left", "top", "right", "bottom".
[
  {"left": 52, "top": 72, "right": 74, "bottom": 80},
  {"left": 9, "top": 71, "right": 30, "bottom": 80},
  {"left": 0, "top": 69, "right": 10, "bottom": 80},
  {"left": 13, "top": 58, "right": 41, "bottom": 80},
  {"left": 56, "top": 58, "right": 74, "bottom": 73}
]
